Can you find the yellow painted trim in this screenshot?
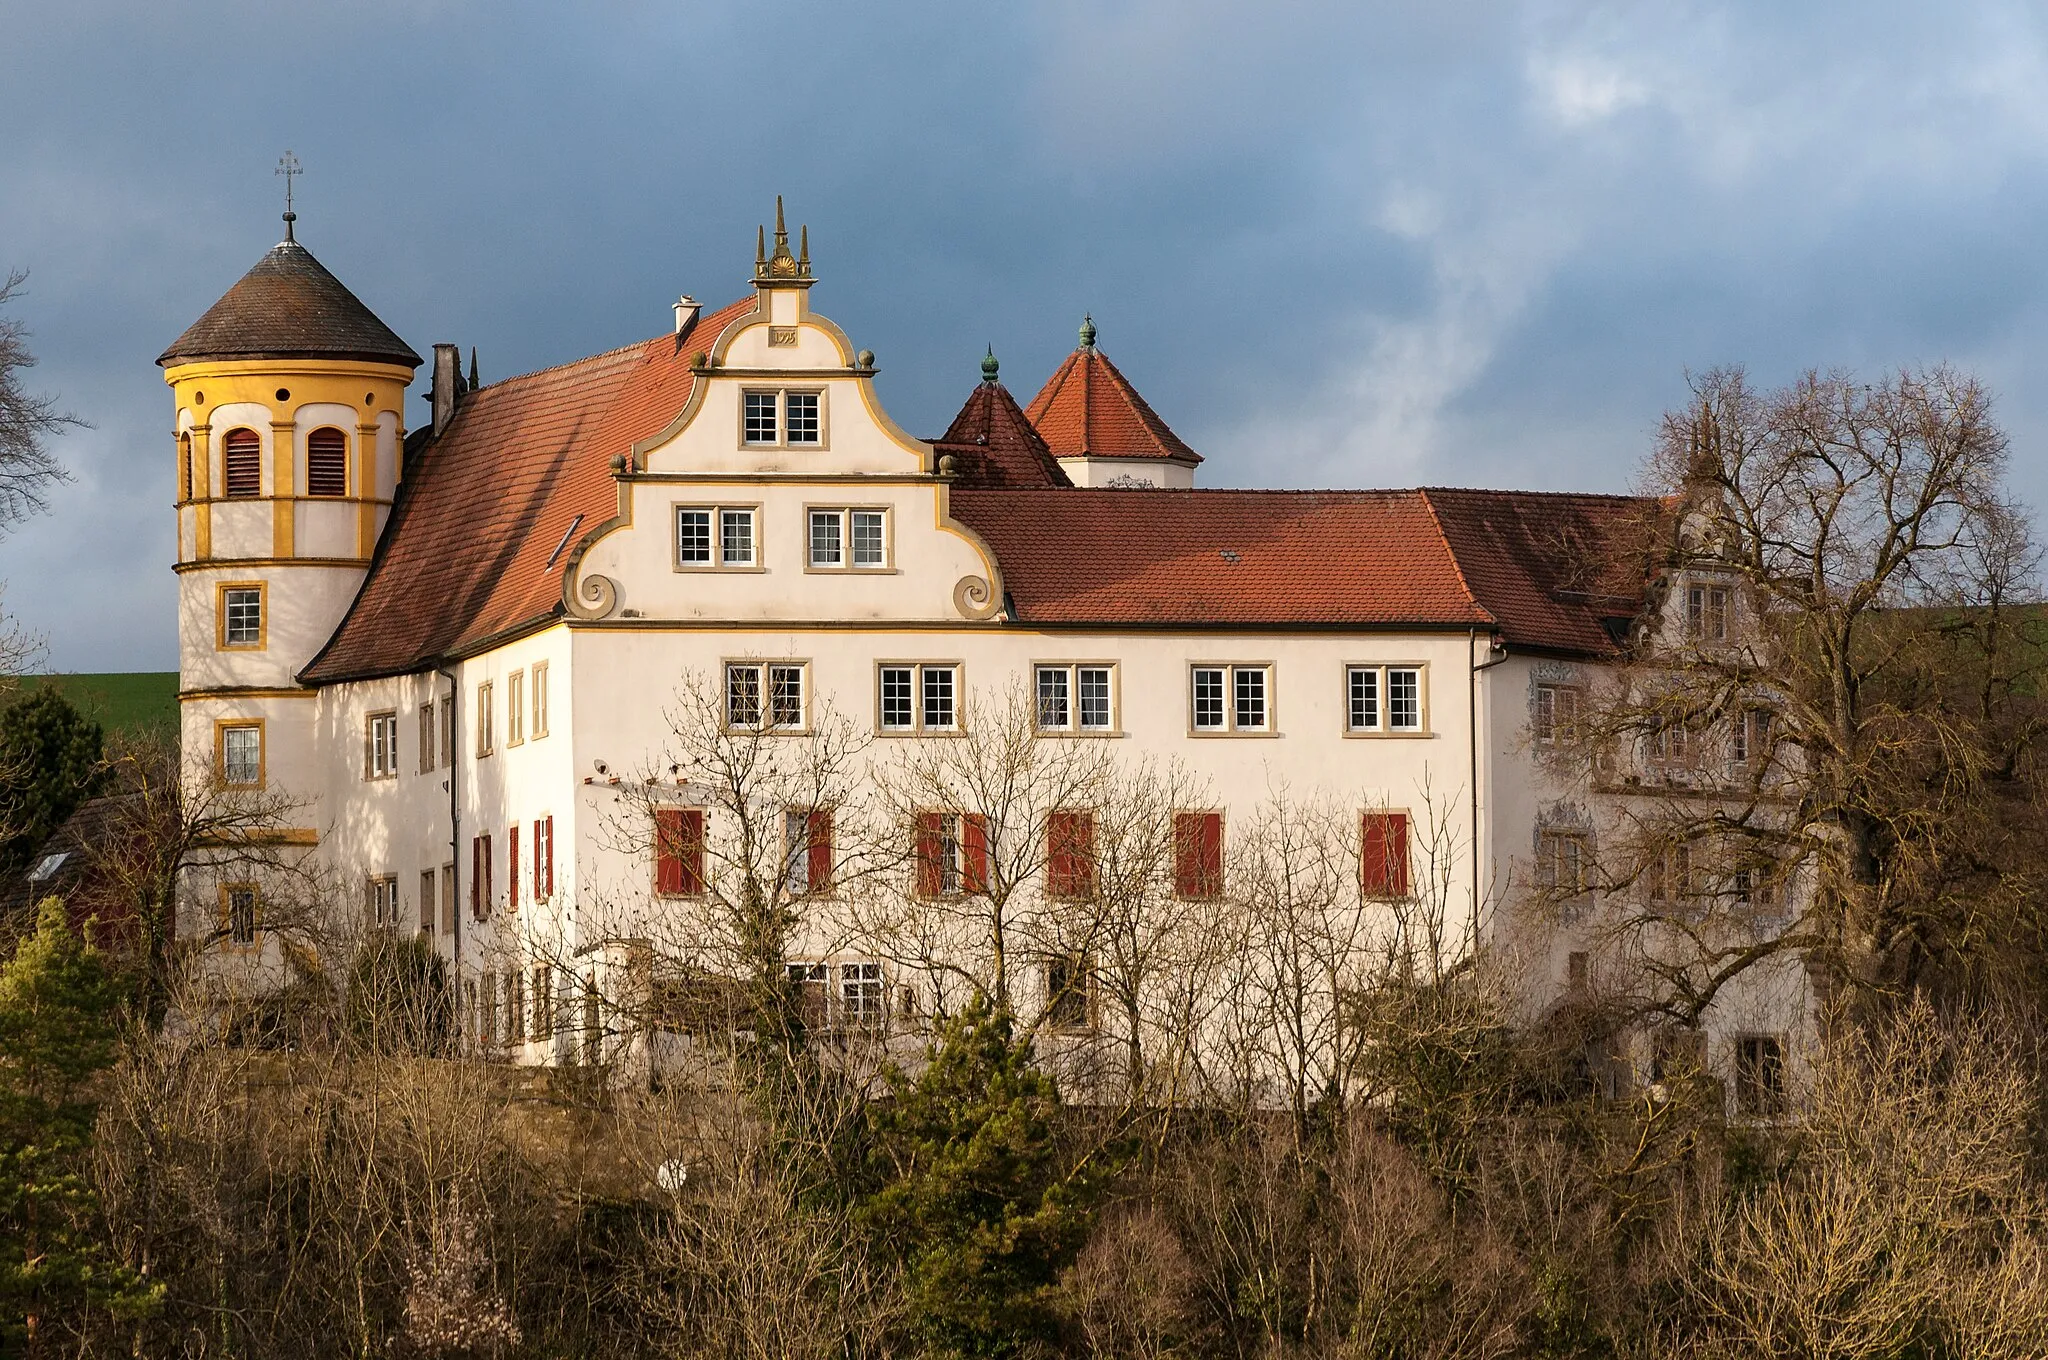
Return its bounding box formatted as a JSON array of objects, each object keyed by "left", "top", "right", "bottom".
[
  {"left": 214, "top": 580, "right": 268, "bottom": 652},
  {"left": 182, "top": 687, "right": 316, "bottom": 701},
  {"left": 270, "top": 419, "right": 296, "bottom": 557},
  {"left": 213, "top": 716, "right": 267, "bottom": 789},
  {"left": 196, "top": 828, "right": 320, "bottom": 848},
  {"left": 176, "top": 557, "right": 369, "bottom": 574}
]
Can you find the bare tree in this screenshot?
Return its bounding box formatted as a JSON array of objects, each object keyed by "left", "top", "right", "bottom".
[{"left": 0, "top": 270, "right": 77, "bottom": 531}]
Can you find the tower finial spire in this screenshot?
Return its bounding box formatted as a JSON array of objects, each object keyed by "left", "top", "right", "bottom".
[
  {"left": 1079, "top": 313, "right": 1096, "bottom": 350},
  {"left": 276, "top": 149, "right": 302, "bottom": 242},
  {"left": 982, "top": 345, "right": 1000, "bottom": 384}
]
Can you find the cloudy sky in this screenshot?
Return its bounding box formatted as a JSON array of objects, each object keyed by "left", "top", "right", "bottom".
[{"left": 6, "top": 1, "right": 2048, "bottom": 671}]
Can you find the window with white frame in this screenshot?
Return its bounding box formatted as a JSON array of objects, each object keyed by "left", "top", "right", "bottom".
[
  {"left": 221, "top": 586, "right": 263, "bottom": 648},
  {"left": 807, "top": 508, "right": 888, "bottom": 569},
  {"left": 1191, "top": 664, "right": 1271, "bottom": 733},
  {"left": 1347, "top": 665, "right": 1424, "bottom": 733},
  {"left": 1534, "top": 682, "right": 1580, "bottom": 747},
  {"left": 1035, "top": 664, "right": 1115, "bottom": 733},
  {"left": 220, "top": 723, "right": 262, "bottom": 787},
  {"left": 368, "top": 875, "right": 400, "bottom": 930},
  {"left": 476, "top": 682, "right": 494, "bottom": 756},
  {"left": 1686, "top": 582, "right": 1731, "bottom": 642},
  {"left": 676, "top": 506, "right": 758, "bottom": 568},
  {"left": 366, "top": 712, "right": 398, "bottom": 780},
  {"left": 742, "top": 389, "right": 824, "bottom": 446},
  {"left": 1535, "top": 830, "right": 1588, "bottom": 897},
  {"left": 727, "top": 661, "right": 807, "bottom": 730},
  {"left": 224, "top": 884, "right": 258, "bottom": 946},
  {"left": 506, "top": 670, "right": 524, "bottom": 745},
  {"left": 531, "top": 662, "right": 549, "bottom": 738},
  {"left": 877, "top": 663, "right": 959, "bottom": 733},
  {"left": 1730, "top": 707, "right": 1773, "bottom": 768},
  {"left": 839, "top": 961, "right": 886, "bottom": 1029}
]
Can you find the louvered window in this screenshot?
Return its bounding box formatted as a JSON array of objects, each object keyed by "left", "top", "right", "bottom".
[
  {"left": 307, "top": 427, "right": 347, "bottom": 497},
  {"left": 223, "top": 428, "right": 261, "bottom": 498}
]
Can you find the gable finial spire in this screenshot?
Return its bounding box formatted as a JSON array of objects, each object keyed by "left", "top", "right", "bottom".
[
  {"left": 276, "top": 149, "right": 301, "bottom": 242},
  {"left": 1079, "top": 313, "right": 1096, "bottom": 350},
  {"left": 757, "top": 195, "right": 807, "bottom": 280}
]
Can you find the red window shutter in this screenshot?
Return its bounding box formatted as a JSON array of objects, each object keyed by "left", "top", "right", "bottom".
[
  {"left": 471, "top": 836, "right": 481, "bottom": 916},
  {"left": 806, "top": 810, "right": 833, "bottom": 893},
  {"left": 1360, "top": 813, "right": 1410, "bottom": 897},
  {"left": 507, "top": 826, "right": 519, "bottom": 912},
  {"left": 223, "top": 428, "right": 261, "bottom": 498},
  {"left": 655, "top": 808, "right": 689, "bottom": 897},
  {"left": 543, "top": 816, "right": 555, "bottom": 897},
  {"left": 306, "top": 427, "right": 348, "bottom": 497},
  {"left": 1175, "top": 812, "right": 1223, "bottom": 899},
  {"left": 1048, "top": 811, "right": 1094, "bottom": 898},
  {"left": 963, "top": 814, "right": 989, "bottom": 895},
  {"left": 914, "top": 812, "right": 943, "bottom": 898}
]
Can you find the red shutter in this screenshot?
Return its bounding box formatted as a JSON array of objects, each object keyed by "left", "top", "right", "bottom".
[
  {"left": 482, "top": 835, "right": 493, "bottom": 919},
  {"left": 543, "top": 816, "right": 555, "bottom": 897},
  {"left": 963, "top": 814, "right": 989, "bottom": 895},
  {"left": 656, "top": 809, "right": 705, "bottom": 897},
  {"left": 1175, "top": 812, "right": 1223, "bottom": 899},
  {"left": 1048, "top": 811, "right": 1094, "bottom": 898},
  {"left": 915, "top": 812, "right": 943, "bottom": 897},
  {"left": 306, "top": 427, "right": 348, "bottom": 497},
  {"left": 222, "top": 428, "right": 261, "bottom": 498},
  {"left": 471, "top": 836, "right": 481, "bottom": 916},
  {"left": 1360, "top": 813, "right": 1410, "bottom": 897},
  {"left": 806, "top": 810, "right": 833, "bottom": 893},
  {"left": 507, "top": 826, "right": 519, "bottom": 913}
]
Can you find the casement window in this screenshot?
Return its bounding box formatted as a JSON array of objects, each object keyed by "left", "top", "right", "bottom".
[
  {"left": 1173, "top": 811, "right": 1223, "bottom": 899},
  {"left": 1191, "top": 664, "right": 1272, "bottom": 733},
  {"left": 789, "top": 962, "right": 831, "bottom": 1029},
  {"left": 1566, "top": 950, "right": 1590, "bottom": 994},
  {"left": 1730, "top": 708, "right": 1773, "bottom": 768},
  {"left": 476, "top": 682, "right": 494, "bottom": 756},
  {"left": 479, "top": 971, "right": 498, "bottom": 1049},
  {"left": 1648, "top": 711, "right": 1690, "bottom": 766},
  {"left": 839, "top": 962, "right": 886, "bottom": 1030},
  {"left": 676, "top": 505, "right": 759, "bottom": 568},
  {"left": 368, "top": 875, "right": 400, "bottom": 930},
  {"left": 440, "top": 699, "right": 455, "bottom": 770},
  {"left": 655, "top": 808, "right": 706, "bottom": 897},
  {"left": 416, "top": 871, "right": 436, "bottom": 933},
  {"left": 877, "top": 663, "right": 960, "bottom": 733},
  {"left": 1732, "top": 861, "right": 1782, "bottom": 912},
  {"left": 1534, "top": 683, "right": 1581, "bottom": 747},
  {"left": 507, "top": 826, "right": 520, "bottom": 914},
  {"left": 808, "top": 508, "right": 889, "bottom": 569},
  {"left": 532, "top": 965, "right": 555, "bottom": 1039},
  {"left": 1347, "top": 665, "right": 1425, "bottom": 733},
  {"left": 471, "top": 834, "right": 493, "bottom": 922},
  {"left": 1535, "top": 831, "right": 1588, "bottom": 896},
  {"left": 1686, "top": 584, "right": 1731, "bottom": 642},
  {"left": 915, "top": 811, "right": 988, "bottom": 897},
  {"left": 506, "top": 968, "right": 526, "bottom": 1043},
  {"left": 365, "top": 712, "right": 399, "bottom": 780},
  {"left": 1046, "top": 810, "right": 1097, "bottom": 899},
  {"left": 1359, "top": 812, "right": 1411, "bottom": 898},
  {"left": 726, "top": 661, "right": 807, "bottom": 731},
  {"left": 1034, "top": 664, "right": 1116, "bottom": 733},
  {"left": 1734, "top": 1034, "right": 1786, "bottom": 1116},
  {"left": 783, "top": 808, "right": 834, "bottom": 896},
  {"left": 418, "top": 702, "right": 436, "bottom": 774},
  {"left": 222, "top": 883, "right": 259, "bottom": 947},
  {"left": 532, "top": 816, "right": 554, "bottom": 900},
  {"left": 220, "top": 585, "right": 263, "bottom": 649},
  {"left": 1646, "top": 842, "right": 1694, "bottom": 907},
  {"left": 440, "top": 864, "right": 455, "bottom": 935},
  {"left": 531, "top": 662, "right": 549, "bottom": 738},
  {"left": 742, "top": 389, "right": 824, "bottom": 447},
  {"left": 222, "top": 427, "right": 261, "bottom": 498},
  {"left": 219, "top": 722, "right": 263, "bottom": 787},
  {"left": 1044, "top": 954, "right": 1096, "bottom": 1032},
  {"left": 506, "top": 670, "right": 524, "bottom": 746},
  {"left": 307, "top": 426, "right": 348, "bottom": 497}
]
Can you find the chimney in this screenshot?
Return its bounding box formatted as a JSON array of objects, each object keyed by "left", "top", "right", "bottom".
[
  {"left": 673, "top": 295, "right": 700, "bottom": 334},
  {"left": 431, "top": 343, "right": 460, "bottom": 435}
]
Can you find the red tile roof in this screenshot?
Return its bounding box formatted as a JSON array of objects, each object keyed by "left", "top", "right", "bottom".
[
  {"left": 160, "top": 239, "right": 421, "bottom": 369},
  {"left": 1022, "top": 334, "right": 1201, "bottom": 466},
  {"left": 300, "top": 297, "right": 757, "bottom": 683},
  {"left": 948, "top": 487, "right": 1653, "bottom": 652},
  {"left": 931, "top": 374, "right": 1073, "bottom": 489}
]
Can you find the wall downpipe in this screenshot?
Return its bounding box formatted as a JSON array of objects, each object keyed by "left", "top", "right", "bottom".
[{"left": 437, "top": 664, "right": 461, "bottom": 1010}]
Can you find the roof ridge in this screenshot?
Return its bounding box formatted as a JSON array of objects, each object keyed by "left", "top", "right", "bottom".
[
  {"left": 1417, "top": 488, "right": 1496, "bottom": 628},
  {"left": 1419, "top": 485, "right": 1655, "bottom": 504},
  {"left": 469, "top": 296, "right": 753, "bottom": 394}
]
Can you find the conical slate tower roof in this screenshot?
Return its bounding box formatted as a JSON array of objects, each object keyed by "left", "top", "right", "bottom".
[{"left": 158, "top": 238, "right": 421, "bottom": 368}]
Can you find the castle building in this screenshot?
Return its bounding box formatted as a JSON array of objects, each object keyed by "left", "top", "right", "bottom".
[{"left": 164, "top": 204, "right": 1807, "bottom": 1106}]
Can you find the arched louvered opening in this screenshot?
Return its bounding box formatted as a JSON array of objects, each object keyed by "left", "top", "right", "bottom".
[
  {"left": 307, "top": 427, "right": 348, "bottom": 497},
  {"left": 179, "top": 433, "right": 193, "bottom": 502},
  {"left": 222, "top": 428, "right": 261, "bottom": 499}
]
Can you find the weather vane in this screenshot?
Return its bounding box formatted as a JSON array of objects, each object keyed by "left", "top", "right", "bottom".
[{"left": 276, "top": 150, "right": 301, "bottom": 241}]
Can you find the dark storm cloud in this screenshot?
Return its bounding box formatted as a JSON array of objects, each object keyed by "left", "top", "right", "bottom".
[{"left": 5, "top": 0, "right": 2047, "bottom": 667}]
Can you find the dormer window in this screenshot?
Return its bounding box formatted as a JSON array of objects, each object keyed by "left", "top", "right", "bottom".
[{"left": 741, "top": 389, "right": 825, "bottom": 448}]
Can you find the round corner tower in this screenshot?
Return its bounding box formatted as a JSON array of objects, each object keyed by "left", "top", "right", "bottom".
[{"left": 161, "top": 220, "right": 420, "bottom": 818}]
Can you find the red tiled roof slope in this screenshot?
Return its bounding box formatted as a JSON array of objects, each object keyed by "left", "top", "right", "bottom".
[
  {"left": 931, "top": 378, "right": 1072, "bottom": 488},
  {"left": 949, "top": 488, "right": 1491, "bottom": 627},
  {"left": 1023, "top": 342, "right": 1201, "bottom": 465},
  {"left": 300, "top": 297, "right": 757, "bottom": 683},
  {"left": 160, "top": 240, "right": 422, "bottom": 368}
]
